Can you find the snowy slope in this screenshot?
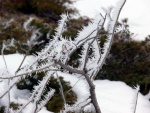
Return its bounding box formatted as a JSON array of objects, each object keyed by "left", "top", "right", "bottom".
[
  {"left": 0, "top": 54, "right": 150, "bottom": 113},
  {"left": 60, "top": 72, "right": 150, "bottom": 113}
]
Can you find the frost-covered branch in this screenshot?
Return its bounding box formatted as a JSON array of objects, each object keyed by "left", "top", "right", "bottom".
[
  {"left": 55, "top": 60, "right": 85, "bottom": 75},
  {"left": 95, "top": 0, "right": 127, "bottom": 79},
  {"left": 132, "top": 85, "right": 140, "bottom": 113},
  {"left": 0, "top": 67, "right": 61, "bottom": 79},
  {"left": 16, "top": 73, "right": 55, "bottom": 113},
  {"left": 0, "top": 1, "right": 126, "bottom": 112}
]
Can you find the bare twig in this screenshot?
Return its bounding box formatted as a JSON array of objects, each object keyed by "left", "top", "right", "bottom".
[
  {"left": 15, "top": 54, "right": 28, "bottom": 73},
  {"left": 1, "top": 44, "right": 10, "bottom": 113},
  {"left": 55, "top": 60, "right": 85, "bottom": 75},
  {"left": 67, "top": 78, "right": 81, "bottom": 93},
  {"left": 56, "top": 72, "right": 66, "bottom": 107}
]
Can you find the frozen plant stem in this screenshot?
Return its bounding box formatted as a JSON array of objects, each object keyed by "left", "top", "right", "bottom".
[
  {"left": 55, "top": 61, "right": 101, "bottom": 112},
  {"left": 133, "top": 91, "right": 139, "bottom": 113},
  {"left": 133, "top": 85, "right": 140, "bottom": 113},
  {"left": 56, "top": 72, "right": 67, "bottom": 107},
  {"left": 1, "top": 44, "right": 10, "bottom": 113},
  {"left": 84, "top": 73, "right": 101, "bottom": 113}
]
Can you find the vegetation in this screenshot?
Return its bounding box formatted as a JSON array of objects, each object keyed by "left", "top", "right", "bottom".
[
  {"left": 1, "top": 0, "right": 77, "bottom": 22},
  {"left": 0, "top": 0, "right": 149, "bottom": 113},
  {"left": 17, "top": 74, "right": 77, "bottom": 113},
  {"left": 0, "top": 102, "right": 22, "bottom": 113},
  {"left": 0, "top": 106, "right": 5, "bottom": 113},
  {"left": 96, "top": 19, "right": 150, "bottom": 95},
  {"left": 0, "top": 1, "right": 93, "bottom": 112},
  {"left": 10, "top": 102, "right": 22, "bottom": 110},
  {"left": 46, "top": 76, "right": 77, "bottom": 113},
  {"left": 0, "top": 0, "right": 89, "bottom": 55}
]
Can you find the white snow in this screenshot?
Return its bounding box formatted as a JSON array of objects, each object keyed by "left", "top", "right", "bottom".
[
  {"left": 0, "top": 54, "right": 150, "bottom": 113},
  {"left": 58, "top": 72, "right": 150, "bottom": 113},
  {"left": 145, "top": 91, "right": 150, "bottom": 100},
  {"left": 74, "top": 0, "right": 150, "bottom": 40},
  {"left": 0, "top": 54, "right": 33, "bottom": 74}
]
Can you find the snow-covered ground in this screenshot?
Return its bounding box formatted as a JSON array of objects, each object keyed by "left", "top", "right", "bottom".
[
  {"left": 0, "top": 54, "right": 150, "bottom": 113},
  {"left": 60, "top": 72, "right": 150, "bottom": 113}
]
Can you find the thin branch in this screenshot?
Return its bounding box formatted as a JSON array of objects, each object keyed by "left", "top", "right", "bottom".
[
  {"left": 15, "top": 53, "right": 29, "bottom": 73},
  {"left": 67, "top": 78, "right": 81, "bottom": 93},
  {"left": 1, "top": 44, "right": 10, "bottom": 113},
  {"left": 0, "top": 67, "right": 62, "bottom": 79},
  {"left": 94, "top": 0, "right": 126, "bottom": 79},
  {"left": 83, "top": 38, "right": 96, "bottom": 70},
  {"left": 133, "top": 85, "right": 140, "bottom": 113},
  {"left": 65, "top": 14, "right": 107, "bottom": 64},
  {"left": 133, "top": 91, "right": 139, "bottom": 113},
  {"left": 1, "top": 43, "right": 9, "bottom": 73},
  {"left": 55, "top": 60, "right": 85, "bottom": 75},
  {"left": 56, "top": 72, "right": 66, "bottom": 107},
  {"left": 34, "top": 73, "right": 54, "bottom": 113},
  {"left": 76, "top": 97, "right": 90, "bottom": 107},
  {"left": 81, "top": 101, "right": 91, "bottom": 110},
  {"left": 0, "top": 81, "right": 17, "bottom": 99},
  {"left": 33, "top": 102, "right": 38, "bottom": 113},
  {"left": 76, "top": 29, "right": 97, "bottom": 45}
]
